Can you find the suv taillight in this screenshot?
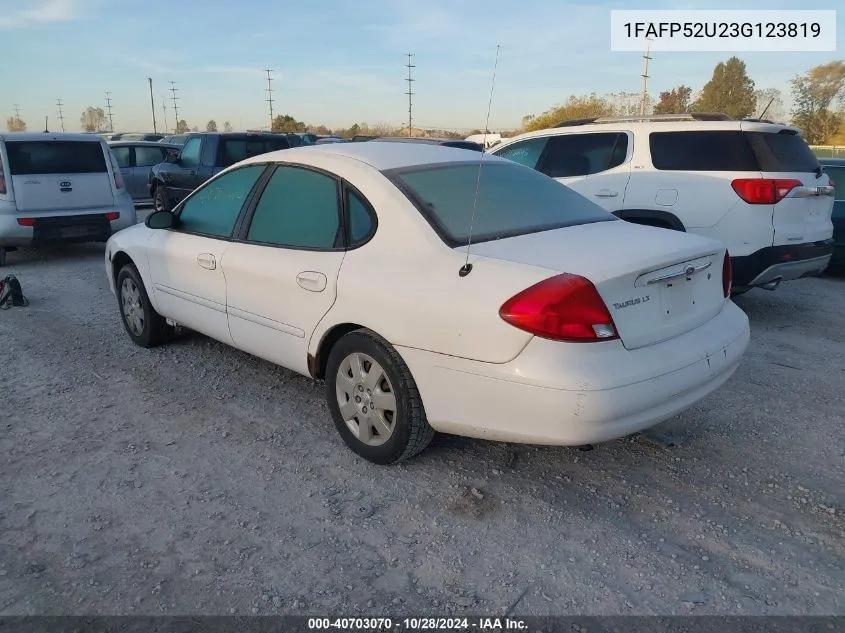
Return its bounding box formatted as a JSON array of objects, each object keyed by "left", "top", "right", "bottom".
[
  {"left": 731, "top": 178, "right": 801, "bottom": 204},
  {"left": 722, "top": 251, "right": 732, "bottom": 298},
  {"left": 499, "top": 273, "right": 619, "bottom": 342}
]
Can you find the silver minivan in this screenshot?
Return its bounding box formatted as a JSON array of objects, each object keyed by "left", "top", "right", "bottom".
[{"left": 0, "top": 133, "right": 136, "bottom": 266}]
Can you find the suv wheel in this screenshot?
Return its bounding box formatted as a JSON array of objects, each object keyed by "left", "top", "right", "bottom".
[{"left": 325, "top": 329, "right": 434, "bottom": 464}]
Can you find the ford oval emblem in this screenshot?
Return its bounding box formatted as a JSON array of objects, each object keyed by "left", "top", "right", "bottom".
[
  {"left": 59, "top": 181, "right": 72, "bottom": 188},
  {"left": 685, "top": 265, "right": 695, "bottom": 276}
]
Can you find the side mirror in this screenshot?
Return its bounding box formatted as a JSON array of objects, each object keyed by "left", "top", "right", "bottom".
[{"left": 145, "top": 210, "right": 176, "bottom": 230}]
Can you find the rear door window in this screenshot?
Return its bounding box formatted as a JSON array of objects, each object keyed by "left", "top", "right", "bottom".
[
  {"left": 746, "top": 131, "right": 821, "bottom": 173},
  {"left": 494, "top": 138, "right": 548, "bottom": 169},
  {"left": 111, "top": 146, "right": 132, "bottom": 168},
  {"left": 538, "top": 133, "right": 628, "bottom": 178},
  {"left": 649, "top": 131, "right": 759, "bottom": 171},
  {"left": 5, "top": 141, "right": 108, "bottom": 175},
  {"left": 135, "top": 146, "right": 168, "bottom": 167}
]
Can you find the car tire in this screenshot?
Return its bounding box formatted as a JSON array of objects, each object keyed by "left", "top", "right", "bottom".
[
  {"left": 325, "top": 329, "right": 434, "bottom": 464},
  {"left": 116, "top": 263, "right": 169, "bottom": 348},
  {"left": 153, "top": 186, "right": 170, "bottom": 213}
]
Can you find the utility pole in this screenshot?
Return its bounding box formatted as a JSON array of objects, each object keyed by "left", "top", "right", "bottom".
[
  {"left": 56, "top": 98, "right": 65, "bottom": 132},
  {"left": 640, "top": 37, "right": 653, "bottom": 117},
  {"left": 169, "top": 81, "right": 180, "bottom": 132},
  {"left": 147, "top": 78, "right": 157, "bottom": 133},
  {"left": 105, "top": 91, "right": 115, "bottom": 132},
  {"left": 405, "top": 53, "right": 415, "bottom": 137},
  {"left": 162, "top": 97, "right": 169, "bottom": 134},
  {"left": 13, "top": 104, "right": 21, "bottom": 119},
  {"left": 265, "top": 68, "right": 275, "bottom": 131}
]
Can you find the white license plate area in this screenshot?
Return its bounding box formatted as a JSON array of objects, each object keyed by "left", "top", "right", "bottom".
[{"left": 660, "top": 278, "right": 697, "bottom": 320}]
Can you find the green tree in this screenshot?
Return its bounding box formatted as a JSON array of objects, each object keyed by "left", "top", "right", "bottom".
[
  {"left": 223, "top": 120, "right": 233, "bottom": 132},
  {"left": 271, "top": 114, "right": 306, "bottom": 133},
  {"left": 206, "top": 119, "right": 218, "bottom": 132},
  {"left": 80, "top": 106, "right": 107, "bottom": 132},
  {"left": 691, "top": 57, "right": 756, "bottom": 118},
  {"left": 6, "top": 115, "right": 26, "bottom": 132},
  {"left": 653, "top": 85, "right": 693, "bottom": 115},
  {"left": 522, "top": 94, "right": 614, "bottom": 132},
  {"left": 790, "top": 61, "right": 845, "bottom": 145},
  {"left": 175, "top": 119, "right": 189, "bottom": 134}
]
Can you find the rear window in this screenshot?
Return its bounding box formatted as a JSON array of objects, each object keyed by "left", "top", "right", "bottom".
[
  {"left": 385, "top": 161, "right": 613, "bottom": 246},
  {"left": 442, "top": 141, "right": 482, "bottom": 152},
  {"left": 746, "top": 131, "right": 820, "bottom": 172},
  {"left": 220, "top": 137, "right": 290, "bottom": 167},
  {"left": 650, "top": 130, "right": 821, "bottom": 173},
  {"left": 5, "top": 141, "right": 108, "bottom": 175},
  {"left": 650, "top": 132, "right": 758, "bottom": 171}
]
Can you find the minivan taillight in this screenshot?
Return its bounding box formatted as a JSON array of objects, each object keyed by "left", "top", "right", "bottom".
[
  {"left": 722, "top": 251, "right": 732, "bottom": 298},
  {"left": 731, "top": 178, "right": 802, "bottom": 204},
  {"left": 499, "top": 273, "right": 618, "bottom": 342},
  {"left": 105, "top": 212, "right": 120, "bottom": 221}
]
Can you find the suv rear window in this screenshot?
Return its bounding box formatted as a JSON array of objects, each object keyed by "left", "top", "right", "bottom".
[
  {"left": 385, "top": 161, "right": 613, "bottom": 246},
  {"left": 5, "top": 141, "right": 108, "bottom": 175},
  {"left": 220, "top": 137, "right": 291, "bottom": 167},
  {"left": 650, "top": 130, "right": 820, "bottom": 173}
]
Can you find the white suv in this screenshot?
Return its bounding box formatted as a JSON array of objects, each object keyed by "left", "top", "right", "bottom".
[
  {"left": 0, "top": 133, "right": 137, "bottom": 266},
  {"left": 489, "top": 114, "right": 835, "bottom": 294}
]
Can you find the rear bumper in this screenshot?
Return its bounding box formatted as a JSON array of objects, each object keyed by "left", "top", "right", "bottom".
[
  {"left": 396, "top": 301, "right": 750, "bottom": 446},
  {"left": 731, "top": 239, "right": 833, "bottom": 290},
  {"left": 0, "top": 206, "right": 136, "bottom": 247}
]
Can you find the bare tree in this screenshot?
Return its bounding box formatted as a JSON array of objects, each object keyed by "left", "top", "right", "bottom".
[
  {"left": 6, "top": 115, "right": 26, "bottom": 132},
  {"left": 80, "top": 107, "right": 107, "bottom": 132}
]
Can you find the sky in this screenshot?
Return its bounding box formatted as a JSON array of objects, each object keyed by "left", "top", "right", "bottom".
[{"left": 0, "top": 0, "right": 842, "bottom": 133}]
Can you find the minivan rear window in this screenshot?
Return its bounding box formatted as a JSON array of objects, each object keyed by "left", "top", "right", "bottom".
[
  {"left": 385, "top": 161, "right": 614, "bottom": 246},
  {"left": 5, "top": 141, "right": 108, "bottom": 175},
  {"left": 650, "top": 130, "right": 820, "bottom": 173}
]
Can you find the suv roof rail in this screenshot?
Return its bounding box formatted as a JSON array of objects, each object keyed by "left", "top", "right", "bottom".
[{"left": 553, "top": 112, "right": 734, "bottom": 127}]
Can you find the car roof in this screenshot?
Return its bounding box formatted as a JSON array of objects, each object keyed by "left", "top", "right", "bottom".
[
  {"left": 0, "top": 132, "right": 105, "bottom": 142},
  {"left": 376, "top": 137, "right": 468, "bottom": 144},
  {"left": 109, "top": 141, "right": 180, "bottom": 148},
  {"left": 245, "top": 140, "right": 509, "bottom": 171}
]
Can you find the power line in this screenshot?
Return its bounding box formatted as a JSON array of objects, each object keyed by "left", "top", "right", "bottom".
[
  {"left": 169, "top": 81, "right": 180, "bottom": 132},
  {"left": 640, "top": 37, "right": 653, "bottom": 116},
  {"left": 265, "top": 68, "right": 275, "bottom": 130},
  {"left": 105, "top": 91, "right": 115, "bottom": 132},
  {"left": 56, "top": 98, "right": 65, "bottom": 132},
  {"left": 405, "top": 53, "right": 415, "bottom": 137}
]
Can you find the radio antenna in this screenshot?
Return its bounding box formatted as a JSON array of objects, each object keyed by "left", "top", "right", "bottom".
[{"left": 459, "top": 43, "right": 500, "bottom": 278}]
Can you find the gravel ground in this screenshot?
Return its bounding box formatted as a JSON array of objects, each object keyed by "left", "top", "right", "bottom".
[{"left": 0, "top": 241, "right": 843, "bottom": 616}]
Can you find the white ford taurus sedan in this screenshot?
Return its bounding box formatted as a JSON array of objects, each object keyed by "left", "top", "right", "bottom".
[{"left": 105, "top": 142, "right": 750, "bottom": 464}]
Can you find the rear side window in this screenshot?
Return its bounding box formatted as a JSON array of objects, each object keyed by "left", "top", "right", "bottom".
[
  {"left": 5, "top": 141, "right": 108, "bottom": 175},
  {"left": 346, "top": 189, "right": 375, "bottom": 245},
  {"left": 111, "top": 146, "right": 132, "bottom": 168},
  {"left": 221, "top": 138, "right": 290, "bottom": 167},
  {"left": 135, "top": 146, "right": 167, "bottom": 167},
  {"left": 246, "top": 166, "right": 341, "bottom": 249},
  {"left": 746, "top": 132, "right": 820, "bottom": 172},
  {"left": 650, "top": 132, "right": 758, "bottom": 171},
  {"left": 387, "top": 161, "right": 613, "bottom": 246},
  {"left": 538, "top": 133, "right": 628, "bottom": 178}
]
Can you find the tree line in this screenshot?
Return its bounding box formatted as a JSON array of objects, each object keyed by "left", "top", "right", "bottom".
[{"left": 6, "top": 59, "right": 844, "bottom": 145}]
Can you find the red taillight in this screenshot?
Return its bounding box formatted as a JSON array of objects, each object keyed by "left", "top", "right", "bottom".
[
  {"left": 0, "top": 176, "right": 6, "bottom": 195},
  {"left": 722, "top": 252, "right": 732, "bottom": 298},
  {"left": 114, "top": 170, "right": 124, "bottom": 189},
  {"left": 731, "top": 178, "right": 802, "bottom": 204},
  {"left": 499, "top": 273, "right": 618, "bottom": 342},
  {"left": 17, "top": 218, "right": 35, "bottom": 226},
  {"left": 105, "top": 211, "right": 120, "bottom": 221}
]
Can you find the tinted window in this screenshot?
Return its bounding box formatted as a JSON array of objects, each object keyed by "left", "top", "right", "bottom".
[
  {"left": 221, "top": 137, "right": 290, "bottom": 167},
  {"left": 347, "top": 189, "right": 375, "bottom": 245},
  {"left": 247, "top": 166, "right": 341, "bottom": 249},
  {"left": 5, "top": 141, "right": 108, "bottom": 175},
  {"left": 747, "top": 132, "right": 820, "bottom": 173},
  {"left": 177, "top": 165, "right": 265, "bottom": 237},
  {"left": 388, "top": 161, "right": 613, "bottom": 246},
  {"left": 494, "top": 138, "right": 548, "bottom": 169},
  {"left": 135, "top": 146, "right": 167, "bottom": 167},
  {"left": 539, "top": 133, "right": 627, "bottom": 178},
  {"left": 442, "top": 141, "right": 482, "bottom": 152},
  {"left": 179, "top": 137, "right": 202, "bottom": 168},
  {"left": 111, "top": 146, "right": 132, "bottom": 168},
  {"left": 650, "top": 131, "right": 758, "bottom": 171}
]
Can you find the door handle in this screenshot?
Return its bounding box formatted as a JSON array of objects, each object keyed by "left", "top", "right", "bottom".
[
  {"left": 296, "top": 271, "right": 327, "bottom": 292},
  {"left": 197, "top": 253, "right": 216, "bottom": 270},
  {"left": 595, "top": 189, "right": 618, "bottom": 198}
]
